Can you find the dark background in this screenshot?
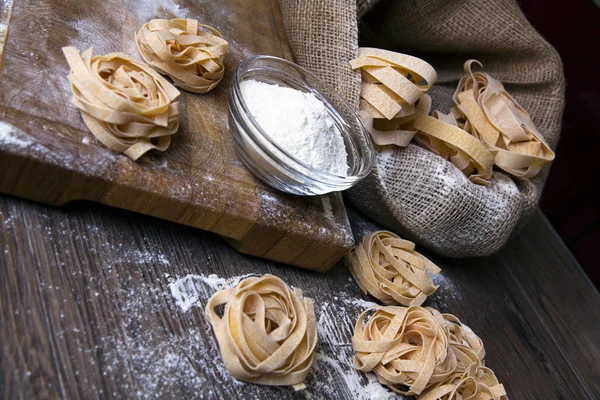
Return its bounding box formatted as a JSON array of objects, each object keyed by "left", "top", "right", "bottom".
[{"left": 519, "top": 0, "right": 600, "bottom": 288}]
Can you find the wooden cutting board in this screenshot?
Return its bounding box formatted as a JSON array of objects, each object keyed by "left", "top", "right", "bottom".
[{"left": 0, "top": 0, "right": 354, "bottom": 272}]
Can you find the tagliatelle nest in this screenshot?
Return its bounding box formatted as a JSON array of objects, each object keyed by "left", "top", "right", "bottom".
[
  {"left": 205, "top": 274, "right": 317, "bottom": 390},
  {"left": 352, "top": 306, "right": 451, "bottom": 395},
  {"left": 352, "top": 305, "right": 508, "bottom": 399},
  {"left": 451, "top": 60, "right": 555, "bottom": 179},
  {"left": 62, "top": 46, "right": 180, "bottom": 160},
  {"left": 136, "top": 18, "right": 229, "bottom": 93},
  {"left": 346, "top": 230, "right": 441, "bottom": 306}
]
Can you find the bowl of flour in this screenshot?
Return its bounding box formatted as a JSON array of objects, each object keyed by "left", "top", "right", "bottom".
[{"left": 228, "top": 55, "right": 374, "bottom": 195}]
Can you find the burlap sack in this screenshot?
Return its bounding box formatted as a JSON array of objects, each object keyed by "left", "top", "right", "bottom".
[{"left": 278, "top": 0, "right": 564, "bottom": 257}]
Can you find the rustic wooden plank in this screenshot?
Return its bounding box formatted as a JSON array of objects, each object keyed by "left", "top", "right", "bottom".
[
  {"left": 488, "top": 210, "right": 600, "bottom": 397},
  {"left": 1, "top": 195, "right": 599, "bottom": 399},
  {"left": 0, "top": 0, "right": 353, "bottom": 272}
]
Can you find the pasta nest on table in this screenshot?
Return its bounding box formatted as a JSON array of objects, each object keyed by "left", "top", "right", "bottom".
[
  {"left": 136, "top": 18, "right": 229, "bottom": 93},
  {"left": 62, "top": 46, "right": 180, "bottom": 160},
  {"left": 352, "top": 305, "right": 507, "bottom": 399},
  {"left": 346, "top": 230, "right": 441, "bottom": 306},
  {"left": 205, "top": 274, "right": 317, "bottom": 390}
]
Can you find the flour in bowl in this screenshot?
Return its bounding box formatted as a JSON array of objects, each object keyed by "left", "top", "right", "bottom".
[{"left": 240, "top": 80, "right": 348, "bottom": 176}]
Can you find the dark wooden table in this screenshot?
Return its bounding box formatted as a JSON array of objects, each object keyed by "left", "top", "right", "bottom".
[{"left": 1, "top": 194, "right": 599, "bottom": 399}]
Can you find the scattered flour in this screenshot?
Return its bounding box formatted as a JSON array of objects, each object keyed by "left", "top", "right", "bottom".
[
  {"left": 0, "top": 0, "right": 13, "bottom": 55},
  {"left": 241, "top": 80, "right": 349, "bottom": 176},
  {"left": 348, "top": 297, "right": 378, "bottom": 310},
  {"left": 130, "top": 0, "right": 188, "bottom": 24},
  {"left": 99, "top": 281, "right": 237, "bottom": 399},
  {"left": 302, "top": 296, "right": 398, "bottom": 400},
  {"left": 321, "top": 195, "right": 334, "bottom": 220},
  {"left": 169, "top": 273, "right": 256, "bottom": 312},
  {"left": 0, "top": 121, "right": 33, "bottom": 148}
]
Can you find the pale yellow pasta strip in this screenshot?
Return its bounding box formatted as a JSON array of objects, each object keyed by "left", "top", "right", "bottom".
[
  {"left": 62, "top": 46, "right": 180, "bottom": 160},
  {"left": 205, "top": 274, "right": 317, "bottom": 390},
  {"left": 359, "top": 112, "right": 417, "bottom": 147},
  {"left": 356, "top": 48, "right": 437, "bottom": 90},
  {"left": 361, "top": 82, "right": 403, "bottom": 119},
  {"left": 413, "top": 114, "right": 495, "bottom": 184},
  {"left": 362, "top": 66, "right": 424, "bottom": 105},
  {"left": 136, "top": 18, "right": 229, "bottom": 94}
]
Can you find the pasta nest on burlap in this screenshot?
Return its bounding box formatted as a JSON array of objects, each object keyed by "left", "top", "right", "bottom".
[
  {"left": 62, "top": 46, "right": 180, "bottom": 160},
  {"left": 205, "top": 274, "right": 317, "bottom": 390},
  {"left": 449, "top": 60, "right": 555, "bottom": 179},
  {"left": 136, "top": 18, "right": 229, "bottom": 93},
  {"left": 352, "top": 306, "right": 507, "bottom": 399},
  {"left": 346, "top": 230, "right": 441, "bottom": 306}
]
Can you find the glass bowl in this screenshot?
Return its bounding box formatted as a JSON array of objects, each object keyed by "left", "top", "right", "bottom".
[{"left": 228, "top": 55, "right": 375, "bottom": 196}]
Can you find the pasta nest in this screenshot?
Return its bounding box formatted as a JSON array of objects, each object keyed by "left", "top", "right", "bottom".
[
  {"left": 62, "top": 46, "right": 180, "bottom": 160},
  {"left": 136, "top": 18, "right": 229, "bottom": 93},
  {"left": 418, "top": 364, "right": 508, "bottom": 400},
  {"left": 352, "top": 306, "right": 451, "bottom": 395},
  {"left": 205, "top": 274, "right": 317, "bottom": 390},
  {"left": 353, "top": 305, "right": 507, "bottom": 399},
  {"left": 347, "top": 230, "right": 440, "bottom": 306}
]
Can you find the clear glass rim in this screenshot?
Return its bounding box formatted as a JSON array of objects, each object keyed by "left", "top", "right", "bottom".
[{"left": 231, "top": 55, "right": 375, "bottom": 185}]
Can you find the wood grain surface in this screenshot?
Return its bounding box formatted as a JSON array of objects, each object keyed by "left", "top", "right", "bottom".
[
  {"left": 1, "top": 194, "right": 598, "bottom": 399},
  {"left": 0, "top": 0, "right": 353, "bottom": 272}
]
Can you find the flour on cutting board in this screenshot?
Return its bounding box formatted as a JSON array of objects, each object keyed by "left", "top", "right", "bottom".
[
  {"left": 0, "top": 121, "right": 34, "bottom": 148},
  {"left": 68, "top": 0, "right": 188, "bottom": 55},
  {"left": 0, "top": 0, "right": 13, "bottom": 55},
  {"left": 130, "top": 0, "right": 189, "bottom": 23}
]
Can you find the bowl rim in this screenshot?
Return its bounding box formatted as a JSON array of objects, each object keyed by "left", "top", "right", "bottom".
[{"left": 231, "top": 55, "right": 375, "bottom": 185}]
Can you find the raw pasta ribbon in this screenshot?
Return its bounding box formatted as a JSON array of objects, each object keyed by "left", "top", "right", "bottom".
[
  {"left": 136, "top": 18, "right": 229, "bottom": 93},
  {"left": 346, "top": 231, "right": 440, "bottom": 306},
  {"left": 205, "top": 274, "right": 317, "bottom": 390},
  {"left": 62, "top": 46, "right": 180, "bottom": 160},
  {"left": 412, "top": 111, "right": 495, "bottom": 185}
]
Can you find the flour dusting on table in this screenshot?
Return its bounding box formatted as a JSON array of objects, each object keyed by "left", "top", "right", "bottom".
[
  {"left": 166, "top": 272, "right": 400, "bottom": 398},
  {"left": 169, "top": 273, "right": 256, "bottom": 312},
  {"left": 301, "top": 295, "right": 398, "bottom": 400}
]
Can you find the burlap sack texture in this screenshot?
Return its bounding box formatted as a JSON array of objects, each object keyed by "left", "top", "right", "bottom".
[{"left": 278, "top": 0, "right": 565, "bottom": 258}]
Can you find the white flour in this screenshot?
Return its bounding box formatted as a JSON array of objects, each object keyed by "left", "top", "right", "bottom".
[
  {"left": 240, "top": 80, "right": 348, "bottom": 176},
  {"left": 0, "top": 121, "right": 33, "bottom": 148},
  {"left": 130, "top": 0, "right": 188, "bottom": 23},
  {"left": 169, "top": 273, "right": 256, "bottom": 312}
]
